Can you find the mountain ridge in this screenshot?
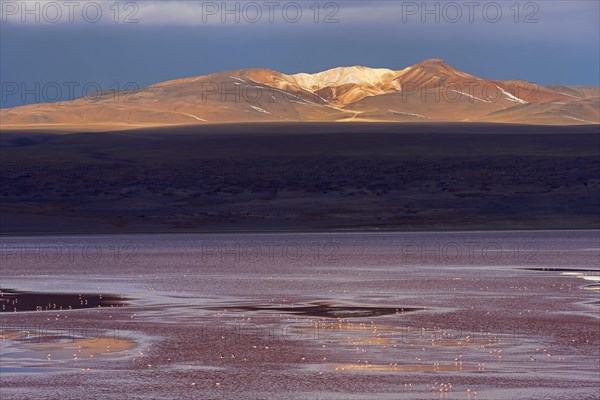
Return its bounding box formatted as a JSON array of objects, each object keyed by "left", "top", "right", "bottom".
[{"left": 1, "top": 59, "right": 598, "bottom": 130}]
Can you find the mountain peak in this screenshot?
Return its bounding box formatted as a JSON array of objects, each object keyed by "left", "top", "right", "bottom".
[
  {"left": 291, "top": 66, "right": 396, "bottom": 90},
  {"left": 419, "top": 58, "right": 446, "bottom": 65},
  {"left": 397, "top": 58, "right": 475, "bottom": 82}
]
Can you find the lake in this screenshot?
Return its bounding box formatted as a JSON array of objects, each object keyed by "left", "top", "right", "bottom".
[{"left": 1, "top": 230, "right": 599, "bottom": 399}]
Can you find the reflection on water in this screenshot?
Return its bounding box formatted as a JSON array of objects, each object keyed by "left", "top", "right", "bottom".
[
  {"left": 287, "top": 321, "right": 522, "bottom": 346},
  {"left": 0, "top": 329, "right": 139, "bottom": 374},
  {"left": 283, "top": 318, "right": 538, "bottom": 379}
]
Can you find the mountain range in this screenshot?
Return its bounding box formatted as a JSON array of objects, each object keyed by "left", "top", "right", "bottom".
[{"left": 2, "top": 59, "right": 599, "bottom": 130}]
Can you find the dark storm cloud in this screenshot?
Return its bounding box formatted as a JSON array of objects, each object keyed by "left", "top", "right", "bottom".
[{"left": 1, "top": 1, "right": 598, "bottom": 107}]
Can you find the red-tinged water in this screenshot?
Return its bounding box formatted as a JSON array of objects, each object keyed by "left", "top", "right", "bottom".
[{"left": 1, "top": 231, "right": 599, "bottom": 399}]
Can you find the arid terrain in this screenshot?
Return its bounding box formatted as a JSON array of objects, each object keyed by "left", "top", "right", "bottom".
[
  {"left": 1, "top": 59, "right": 599, "bottom": 130},
  {"left": 2, "top": 1, "right": 599, "bottom": 398},
  {"left": 1, "top": 123, "right": 598, "bottom": 234}
]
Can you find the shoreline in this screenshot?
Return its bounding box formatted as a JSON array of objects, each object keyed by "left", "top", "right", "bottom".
[{"left": 2, "top": 226, "right": 599, "bottom": 238}]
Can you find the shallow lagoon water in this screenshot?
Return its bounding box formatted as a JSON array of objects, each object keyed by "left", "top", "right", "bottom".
[{"left": 1, "top": 230, "right": 599, "bottom": 399}]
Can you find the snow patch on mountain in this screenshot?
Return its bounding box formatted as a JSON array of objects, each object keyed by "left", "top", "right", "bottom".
[
  {"left": 497, "top": 86, "right": 528, "bottom": 104},
  {"left": 250, "top": 106, "right": 271, "bottom": 114},
  {"left": 291, "top": 66, "right": 396, "bottom": 90},
  {"left": 388, "top": 109, "right": 428, "bottom": 119},
  {"left": 183, "top": 113, "right": 207, "bottom": 122},
  {"left": 450, "top": 90, "right": 490, "bottom": 103}
]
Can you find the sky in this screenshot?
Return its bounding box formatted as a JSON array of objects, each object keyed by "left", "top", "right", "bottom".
[{"left": 1, "top": 0, "right": 599, "bottom": 108}]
